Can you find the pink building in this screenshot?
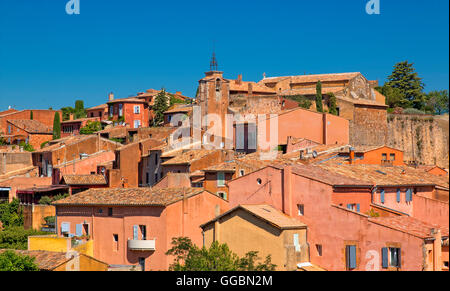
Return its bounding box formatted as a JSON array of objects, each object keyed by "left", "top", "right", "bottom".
[
  {"left": 227, "top": 164, "right": 449, "bottom": 271},
  {"left": 53, "top": 187, "right": 229, "bottom": 271}
]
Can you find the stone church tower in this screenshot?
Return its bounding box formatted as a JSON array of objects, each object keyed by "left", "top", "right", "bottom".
[{"left": 197, "top": 53, "right": 230, "bottom": 145}]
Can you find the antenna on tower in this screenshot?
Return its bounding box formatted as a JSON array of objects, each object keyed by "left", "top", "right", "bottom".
[{"left": 210, "top": 41, "right": 218, "bottom": 71}]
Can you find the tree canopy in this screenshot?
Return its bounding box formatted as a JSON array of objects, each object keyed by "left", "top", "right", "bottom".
[
  {"left": 383, "top": 61, "right": 426, "bottom": 110},
  {"left": 80, "top": 121, "right": 102, "bottom": 135},
  {"left": 0, "top": 199, "right": 23, "bottom": 228},
  {"left": 166, "top": 237, "right": 276, "bottom": 271},
  {"left": 425, "top": 90, "right": 449, "bottom": 115},
  {"left": 328, "top": 92, "right": 338, "bottom": 115},
  {"left": 152, "top": 89, "right": 169, "bottom": 127},
  {"left": 74, "top": 100, "right": 87, "bottom": 119},
  {"left": 0, "top": 250, "right": 39, "bottom": 271}
]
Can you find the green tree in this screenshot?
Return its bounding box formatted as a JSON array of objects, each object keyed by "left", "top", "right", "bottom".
[
  {"left": 18, "top": 141, "right": 34, "bottom": 152},
  {"left": 328, "top": 92, "right": 338, "bottom": 115},
  {"left": 425, "top": 90, "right": 449, "bottom": 115},
  {"left": 74, "top": 100, "right": 87, "bottom": 119},
  {"left": 79, "top": 121, "right": 102, "bottom": 135},
  {"left": 166, "top": 237, "right": 276, "bottom": 271},
  {"left": 315, "top": 81, "right": 323, "bottom": 113},
  {"left": 0, "top": 199, "right": 24, "bottom": 228},
  {"left": 61, "top": 107, "right": 75, "bottom": 121},
  {"left": 38, "top": 193, "right": 69, "bottom": 205},
  {"left": 385, "top": 61, "right": 426, "bottom": 109},
  {"left": 0, "top": 227, "right": 47, "bottom": 250},
  {"left": 52, "top": 112, "right": 61, "bottom": 140},
  {"left": 152, "top": 89, "right": 169, "bottom": 127},
  {"left": 375, "top": 85, "right": 408, "bottom": 109},
  {"left": 0, "top": 250, "right": 39, "bottom": 271},
  {"left": 30, "top": 111, "right": 33, "bottom": 120}
]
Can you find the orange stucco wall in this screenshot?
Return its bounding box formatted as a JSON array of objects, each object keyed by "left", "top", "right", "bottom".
[
  {"left": 55, "top": 191, "right": 229, "bottom": 271},
  {"left": 228, "top": 167, "right": 434, "bottom": 271}
]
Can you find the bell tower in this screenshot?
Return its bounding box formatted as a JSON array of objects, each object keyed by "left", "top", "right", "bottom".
[{"left": 197, "top": 52, "right": 229, "bottom": 145}]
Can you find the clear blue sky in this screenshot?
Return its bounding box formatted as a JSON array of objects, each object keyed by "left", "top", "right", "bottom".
[{"left": 0, "top": 0, "right": 448, "bottom": 110}]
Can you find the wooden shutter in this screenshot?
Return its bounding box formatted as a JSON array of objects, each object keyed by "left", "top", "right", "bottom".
[
  {"left": 356, "top": 204, "right": 360, "bottom": 213},
  {"left": 397, "top": 248, "right": 401, "bottom": 268},
  {"left": 133, "top": 225, "right": 139, "bottom": 240},
  {"left": 397, "top": 189, "right": 401, "bottom": 203},
  {"left": 61, "top": 222, "right": 70, "bottom": 233},
  {"left": 380, "top": 189, "right": 385, "bottom": 204},
  {"left": 382, "top": 247, "right": 388, "bottom": 269}
]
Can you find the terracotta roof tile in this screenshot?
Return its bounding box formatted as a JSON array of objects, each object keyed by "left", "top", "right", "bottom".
[
  {"left": 317, "top": 163, "right": 449, "bottom": 188},
  {"left": 0, "top": 250, "right": 70, "bottom": 270},
  {"left": 7, "top": 120, "right": 52, "bottom": 134},
  {"left": 201, "top": 204, "right": 306, "bottom": 230},
  {"left": 368, "top": 216, "right": 449, "bottom": 239},
  {"left": 62, "top": 174, "right": 107, "bottom": 186},
  {"left": 259, "top": 72, "right": 361, "bottom": 85},
  {"left": 162, "top": 149, "right": 220, "bottom": 165},
  {"left": 53, "top": 187, "right": 205, "bottom": 206}
]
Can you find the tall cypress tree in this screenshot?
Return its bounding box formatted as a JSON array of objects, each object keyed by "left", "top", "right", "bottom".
[
  {"left": 328, "top": 92, "right": 338, "bottom": 115},
  {"left": 30, "top": 111, "right": 33, "bottom": 120},
  {"left": 152, "top": 89, "right": 169, "bottom": 127},
  {"left": 315, "top": 81, "right": 323, "bottom": 113},
  {"left": 74, "top": 100, "right": 86, "bottom": 119},
  {"left": 52, "top": 113, "right": 61, "bottom": 140}
]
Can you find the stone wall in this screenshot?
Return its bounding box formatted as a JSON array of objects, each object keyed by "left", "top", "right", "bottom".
[
  {"left": 349, "top": 105, "right": 388, "bottom": 146},
  {"left": 386, "top": 114, "right": 449, "bottom": 168}
]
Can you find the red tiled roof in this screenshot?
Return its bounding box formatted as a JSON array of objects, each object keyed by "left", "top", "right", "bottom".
[
  {"left": 317, "top": 163, "right": 449, "bottom": 189},
  {"left": 259, "top": 72, "right": 361, "bottom": 85},
  {"left": 162, "top": 150, "right": 220, "bottom": 165},
  {"left": 61, "top": 174, "right": 107, "bottom": 186},
  {"left": 7, "top": 120, "right": 52, "bottom": 134},
  {"left": 368, "top": 216, "right": 449, "bottom": 239},
  {"left": 52, "top": 187, "right": 205, "bottom": 206},
  {"left": 0, "top": 250, "right": 70, "bottom": 270},
  {"left": 201, "top": 204, "right": 306, "bottom": 230}
]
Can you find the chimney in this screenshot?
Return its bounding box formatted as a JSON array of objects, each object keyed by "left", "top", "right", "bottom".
[
  {"left": 69, "top": 113, "right": 74, "bottom": 121},
  {"left": 236, "top": 74, "right": 242, "bottom": 85},
  {"left": 248, "top": 83, "right": 253, "bottom": 97},
  {"left": 108, "top": 92, "right": 114, "bottom": 101},
  {"left": 349, "top": 147, "right": 355, "bottom": 164},
  {"left": 282, "top": 166, "right": 293, "bottom": 216}
]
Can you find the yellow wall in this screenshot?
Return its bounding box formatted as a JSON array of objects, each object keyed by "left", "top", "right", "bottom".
[
  {"left": 53, "top": 254, "right": 108, "bottom": 271},
  {"left": 203, "top": 209, "right": 308, "bottom": 270},
  {"left": 28, "top": 235, "right": 94, "bottom": 257},
  {"left": 28, "top": 235, "right": 70, "bottom": 253}
]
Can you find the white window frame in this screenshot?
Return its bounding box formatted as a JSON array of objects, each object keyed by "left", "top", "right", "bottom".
[
  {"left": 134, "top": 120, "right": 141, "bottom": 129},
  {"left": 134, "top": 105, "right": 140, "bottom": 114}
]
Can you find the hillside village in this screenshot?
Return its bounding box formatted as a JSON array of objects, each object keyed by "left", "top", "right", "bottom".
[{"left": 0, "top": 59, "right": 449, "bottom": 271}]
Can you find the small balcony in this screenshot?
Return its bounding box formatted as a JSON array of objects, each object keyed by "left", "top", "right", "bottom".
[{"left": 128, "top": 239, "right": 156, "bottom": 251}]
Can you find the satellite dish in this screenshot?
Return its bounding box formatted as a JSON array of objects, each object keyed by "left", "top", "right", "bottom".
[{"left": 312, "top": 151, "right": 318, "bottom": 158}]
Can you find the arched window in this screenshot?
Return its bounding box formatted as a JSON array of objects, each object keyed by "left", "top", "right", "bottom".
[{"left": 215, "top": 78, "right": 221, "bottom": 92}]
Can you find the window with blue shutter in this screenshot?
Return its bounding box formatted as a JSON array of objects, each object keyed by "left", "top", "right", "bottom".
[
  {"left": 346, "top": 245, "right": 357, "bottom": 270},
  {"left": 356, "top": 204, "right": 360, "bottom": 213},
  {"left": 133, "top": 225, "right": 139, "bottom": 240},
  {"left": 382, "top": 247, "right": 389, "bottom": 269},
  {"left": 380, "top": 189, "right": 385, "bottom": 204},
  {"left": 217, "top": 172, "right": 225, "bottom": 187},
  {"left": 61, "top": 222, "right": 70, "bottom": 234},
  {"left": 406, "top": 189, "right": 412, "bottom": 202},
  {"left": 75, "top": 224, "right": 83, "bottom": 237},
  {"left": 397, "top": 189, "right": 401, "bottom": 203},
  {"left": 347, "top": 204, "right": 352, "bottom": 210}
]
